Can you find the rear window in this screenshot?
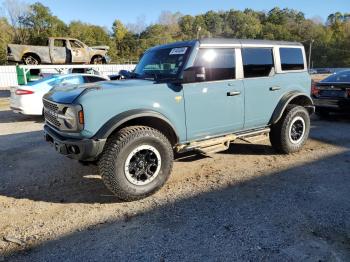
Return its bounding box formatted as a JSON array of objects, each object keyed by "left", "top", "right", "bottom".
[
  {"left": 280, "top": 48, "right": 305, "bottom": 71},
  {"left": 321, "top": 71, "right": 350, "bottom": 83},
  {"left": 83, "top": 76, "right": 106, "bottom": 83},
  {"left": 242, "top": 48, "right": 274, "bottom": 78}
]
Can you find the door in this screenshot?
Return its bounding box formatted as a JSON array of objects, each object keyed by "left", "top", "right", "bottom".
[
  {"left": 69, "top": 40, "right": 88, "bottom": 63},
  {"left": 50, "top": 39, "right": 70, "bottom": 64},
  {"left": 242, "top": 47, "right": 282, "bottom": 129},
  {"left": 183, "top": 48, "right": 244, "bottom": 140}
]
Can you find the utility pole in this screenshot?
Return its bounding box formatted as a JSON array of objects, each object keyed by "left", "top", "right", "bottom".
[{"left": 308, "top": 39, "right": 314, "bottom": 70}]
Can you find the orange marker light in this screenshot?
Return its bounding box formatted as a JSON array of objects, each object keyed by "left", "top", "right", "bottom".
[{"left": 78, "top": 110, "right": 84, "bottom": 125}]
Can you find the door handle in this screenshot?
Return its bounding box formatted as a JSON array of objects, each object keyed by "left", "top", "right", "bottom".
[
  {"left": 227, "top": 83, "right": 236, "bottom": 86},
  {"left": 227, "top": 91, "right": 241, "bottom": 96},
  {"left": 270, "top": 86, "right": 281, "bottom": 91}
]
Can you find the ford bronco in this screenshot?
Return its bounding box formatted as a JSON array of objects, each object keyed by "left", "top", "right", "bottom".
[{"left": 43, "top": 38, "right": 314, "bottom": 201}]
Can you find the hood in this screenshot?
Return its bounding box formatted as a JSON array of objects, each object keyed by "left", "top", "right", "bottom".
[
  {"left": 91, "top": 45, "right": 109, "bottom": 51},
  {"left": 43, "top": 79, "right": 154, "bottom": 104}
]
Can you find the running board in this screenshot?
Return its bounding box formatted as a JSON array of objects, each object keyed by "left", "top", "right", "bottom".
[
  {"left": 177, "top": 134, "right": 236, "bottom": 155},
  {"left": 176, "top": 128, "right": 270, "bottom": 154}
]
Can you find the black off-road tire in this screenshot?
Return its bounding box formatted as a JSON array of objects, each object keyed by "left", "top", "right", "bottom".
[
  {"left": 270, "top": 104, "right": 310, "bottom": 154},
  {"left": 98, "top": 126, "right": 173, "bottom": 201}
]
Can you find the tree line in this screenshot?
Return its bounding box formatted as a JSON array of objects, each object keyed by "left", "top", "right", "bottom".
[{"left": 0, "top": 1, "right": 349, "bottom": 67}]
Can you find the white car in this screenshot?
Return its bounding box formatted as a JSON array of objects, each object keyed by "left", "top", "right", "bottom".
[{"left": 10, "top": 73, "right": 108, "bottom": 115}]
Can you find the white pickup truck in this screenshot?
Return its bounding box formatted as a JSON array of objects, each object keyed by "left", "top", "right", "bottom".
[{"left": 7, "top": 37, "right": 110, "bottom": 65}]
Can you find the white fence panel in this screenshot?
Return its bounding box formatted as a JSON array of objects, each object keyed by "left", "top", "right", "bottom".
[
  {"left": 0, "top": 64, "right": 136, "bottom": 90},
  {"left": 0, "top": 66, "right": 18, "bottom": 90}
]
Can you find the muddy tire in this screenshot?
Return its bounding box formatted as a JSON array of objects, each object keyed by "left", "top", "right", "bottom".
[
  {"left": 270, "top": 105, "right": 310, "bottom": 154},
  {"left": 98, "top": 126, "right": 173, "bottom": 201}
]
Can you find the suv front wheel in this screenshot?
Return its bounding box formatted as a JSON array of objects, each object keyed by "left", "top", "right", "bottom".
[
  {"left": 98, "top": 126, "right": 173, "bottom": 201},
  {"left": 270, "top": 105, "right": 310, "bottom": 154}
]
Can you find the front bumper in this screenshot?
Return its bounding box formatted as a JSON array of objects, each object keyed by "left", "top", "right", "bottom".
[
  {"left": 44, "top": 125, "right": 106, "bottom": 161},
  {"left": 313, "top": 98, "right": 350, "bottom": 111}
]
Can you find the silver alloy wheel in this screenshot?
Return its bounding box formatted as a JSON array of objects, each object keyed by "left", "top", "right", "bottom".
[
  {"left": 289, "top": 116, "right": 305, "bottom": 144},
  {"left": 124, "top": 145, "right": 162, "bottom": 186}
]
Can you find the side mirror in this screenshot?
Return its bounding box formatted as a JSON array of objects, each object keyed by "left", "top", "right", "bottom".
[{"left": 183, "top": 66, "right": 206, "bottom": 83}]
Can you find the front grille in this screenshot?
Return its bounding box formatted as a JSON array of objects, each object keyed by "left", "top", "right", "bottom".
[
  {"left": 43, "top": 99, "right": 59, "bottom": 112},
  {"left": 44, "top": 110, "right": 61, "bottom": 127},
  {"left": 43, "top": 99, "right": 61, "bottom": 128}
]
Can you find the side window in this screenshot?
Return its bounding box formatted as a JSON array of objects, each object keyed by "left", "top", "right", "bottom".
[
  {"left": 242, "top": 48, "right": 274, "bottom": 78},
  {"left": 280, "top": 48, "right": 305, "bottom": 71},
  {"left": 60, "top": 76, "right": 83, "bottom": 85},
  {"left": 54, "top": 40, "right": 66, "bottom": 47},
  {"left": 83, "top": 76, "right": 106, "bottom": 83},
  {"left": 194, "top": 48, "right": 235, "bottom": 81},
  {"left": 70, "top": 40, "right": 84, "bottom": 49}
]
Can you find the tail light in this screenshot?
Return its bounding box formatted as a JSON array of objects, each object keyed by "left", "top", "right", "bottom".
[
  {"left": 347, "top": 89, "right": 350, "bottom": 97},
  {"left": 311, "top": 82, "right": 319, "bottom": 97},
  {"left": 15, "top": 89, "right": 34, "bottom": 95}
]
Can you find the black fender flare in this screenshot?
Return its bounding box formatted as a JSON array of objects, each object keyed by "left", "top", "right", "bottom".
[
  {"left": 93, "top": 109, "right": 179, "bottom": 142},
  {"left": 270, "top": 91, "right": 314, "bottom": 125}
]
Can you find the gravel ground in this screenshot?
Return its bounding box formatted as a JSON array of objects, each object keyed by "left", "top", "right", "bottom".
[{"left": 0, "top": 93, "right": 349, "bottom": 261}]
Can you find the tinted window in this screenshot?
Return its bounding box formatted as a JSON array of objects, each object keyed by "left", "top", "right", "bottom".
[
  {"left": 321, "top": 71, "right": 350, "bottom": 83},
  {"left": 83, "top": 76, "right": 106, "bottom": 83},
  {"left": 242, "top": 48, "right": 274, "bottom": 78},
  {"left": 280, "top": 48, "right": 305, "bottom": 71},
  {"left": 194, "top": 48, "right": 235, "bottom": 81}
]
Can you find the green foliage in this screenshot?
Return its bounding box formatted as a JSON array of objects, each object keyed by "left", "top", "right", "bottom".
[{"left": 0, "top": 3, "right": 349, "bottom": 67}]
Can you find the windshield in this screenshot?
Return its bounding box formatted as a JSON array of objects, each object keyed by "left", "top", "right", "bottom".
[
  {"left": 321, "top": 71, "right": 350, "bottom": 83},
  {"left": 134, "top": 47, "right": 190, "bottom": 80}
]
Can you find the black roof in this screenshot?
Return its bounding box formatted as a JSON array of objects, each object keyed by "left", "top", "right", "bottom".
[{"left": 148, "top": 38, "right": 302, "bottom": 52}]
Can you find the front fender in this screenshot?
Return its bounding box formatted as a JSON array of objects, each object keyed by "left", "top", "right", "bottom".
[
  {"left": 270, "top": 91, "right": 314, "bottom": 124},
  {"left": 93, "top": 109, "right": 179, "bottom": 141}
]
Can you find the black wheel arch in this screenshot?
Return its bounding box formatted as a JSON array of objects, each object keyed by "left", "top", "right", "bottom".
[
  {"left": 93, "top": 109, "right": 179, "bottom": 146},
  {"left": 270, "top": 91, "right": 315, "bottom": 125}
]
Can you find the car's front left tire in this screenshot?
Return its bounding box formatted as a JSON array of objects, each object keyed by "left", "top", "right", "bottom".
[{"left": 98, "top": 126, "right": 173, "bottom": 201}]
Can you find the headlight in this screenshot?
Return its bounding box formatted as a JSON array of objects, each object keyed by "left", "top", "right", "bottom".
[
  {"left": 55, "top": 105, "right": 83, "bottom": 131},
  {"left": 63, "top": 107, "right": 76, "bottom": 129}
]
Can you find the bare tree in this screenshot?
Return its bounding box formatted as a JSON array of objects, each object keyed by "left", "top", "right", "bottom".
[
  {"left": 126, "top": 15, "right": 147, "bottom": 35},
  {"left": 1, "top": 0, "right": 29, "bottom": 43}
]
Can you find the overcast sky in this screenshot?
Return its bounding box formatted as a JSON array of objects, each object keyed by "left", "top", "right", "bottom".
[{"left": 1, "top": 0, "right": 349, "bottom": 28}]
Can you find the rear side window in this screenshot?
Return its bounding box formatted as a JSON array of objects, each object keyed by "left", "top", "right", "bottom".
[
  {"left": 280, "top": 48, "right": 305, "bottom": 71},
  {"left": 54, "top": 40, "right": 66, "bottom": 47},
  {"left": 194, "top": 48, "right": 235, "bottom": 81},
  {"left": 242, "top": 48, "right": 274, "bottom": 78}
]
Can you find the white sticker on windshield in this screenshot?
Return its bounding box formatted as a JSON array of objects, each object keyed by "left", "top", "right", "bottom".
[{"left": 169, "top": 47, "right": 188, "bottom": 55}]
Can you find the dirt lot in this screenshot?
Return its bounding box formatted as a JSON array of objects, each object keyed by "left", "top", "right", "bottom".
[{"left": 0, "top": 92, "right": 350, "bottom": 261}]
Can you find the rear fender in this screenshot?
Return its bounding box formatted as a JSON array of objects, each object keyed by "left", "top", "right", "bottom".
[{"left": 270, "top": 91, "right": 314, "bottom": 124}]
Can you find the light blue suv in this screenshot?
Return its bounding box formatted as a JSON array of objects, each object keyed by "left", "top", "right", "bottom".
[{"left": 43, "top": 38, "right": 314, "bottom": 200}]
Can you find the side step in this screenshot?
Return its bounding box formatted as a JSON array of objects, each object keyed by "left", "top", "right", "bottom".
[
  {"left": 176, "top": 128, "right": 270, "bottom": 155},
  {"left": 177, "top": 134, "right": 236, "bottom": 155}
]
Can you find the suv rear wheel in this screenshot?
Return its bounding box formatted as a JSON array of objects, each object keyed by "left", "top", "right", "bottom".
[
  {"left": 270, "top": 105, "right": 310, "bottom": 154},
  {"left": 98, "top": 126, "right": 173, "bottom": 201}
]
